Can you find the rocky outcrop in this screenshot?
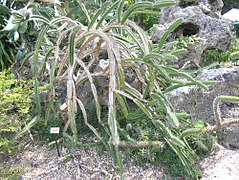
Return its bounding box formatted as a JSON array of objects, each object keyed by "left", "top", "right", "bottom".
[
  {"left": 152, "top": 0, "right": 234, "bottom": 67},
  {"left": 166, "top": 68, "right": 239, "bottom": 148}
]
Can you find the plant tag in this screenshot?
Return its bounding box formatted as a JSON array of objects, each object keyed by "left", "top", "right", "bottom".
[
  {"left": 60, "top": 103, "right": 67, "bottom": 111},
  {"left": 50, "top": 127, "right": 60, "bottom": 134}
]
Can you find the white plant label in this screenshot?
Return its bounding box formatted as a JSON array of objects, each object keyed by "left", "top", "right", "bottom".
[
  {"left": 50, "top": 127, "right": 60, "bottom": 134},
  {"left": 60, "top": 103, "right": 67, "bottom": 111}
]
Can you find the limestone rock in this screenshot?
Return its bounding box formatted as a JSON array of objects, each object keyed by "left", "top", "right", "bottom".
[
  {"left": 152, "top": 0, "right": 234, "bottom": 67},
  {"left": 166, "top": 68, "right": 239, "bottom": 148}
]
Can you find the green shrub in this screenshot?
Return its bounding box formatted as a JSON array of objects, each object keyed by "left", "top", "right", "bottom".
[
  {"left": 0, "top": 2, "right": 55, "bottom": 70},
  {"left": 201, "top": 38, "right": 239, "bottom": 66},
  {"left": 0, "top": 70, "right": 33, "bottom": 160},
  {"left": 121, "top": 109, "right": 213, "bottom": 177},
  {"left": 175, "top": 35, "right": 202, "bottom": 49}
]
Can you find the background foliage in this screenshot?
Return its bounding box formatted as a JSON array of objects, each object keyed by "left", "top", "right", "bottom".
[
  {"left": 201, "top": 38, "right": 239, "bottom": 66},
  {"left": 222, "top": 0, "right": 239, "bottom": 14},
  {"left": 0, "top": 70, "right": 32, "bottom": 160},
  {"left": 222, "top": 0, "right": 239, "bottom": 37}
]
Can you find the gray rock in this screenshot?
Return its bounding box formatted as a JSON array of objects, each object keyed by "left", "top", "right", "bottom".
[
  {"left": 152, "top": 0, "right": 234, "bottom": 67},
  {"left": 76, "top": 59, "right": 142, "bottom": 109},
  {"left": 200, "top": 145, "right": 239, "bottom": 179},
  {"left": 24, "top": 55, "right": 142, "bottom": 112},
  {"left": 166, "top": 68, "right": 239, "bottom": 148}
]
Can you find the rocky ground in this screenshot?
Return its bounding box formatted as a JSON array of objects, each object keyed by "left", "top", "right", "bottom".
[
  {"left": 0, "top": 141, "right": 239, "bottom": 180},
  {"left": 2, "top": 139, "right": 239, "bottom": 179},
  {"left": 3, "top": 140, "right": 168, "bottom": 179},
  {"left": 201, "top": 145, "right": 239, "bottom": 180}
]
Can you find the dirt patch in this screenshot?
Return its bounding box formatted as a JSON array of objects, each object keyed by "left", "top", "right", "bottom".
[{"left": 3, "top": 141, "right": 167, "bottom": 179}]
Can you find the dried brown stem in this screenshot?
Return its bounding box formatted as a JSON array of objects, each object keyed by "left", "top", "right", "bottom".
[
  {"left": 205, "top": 118, "right": 239, "bottom": 132},
  {"left": 76, "top": 69, "right": 109, "bottom": 88},
  {"left": 210, "top": 95, "right": 239, "bottom": 132},
  {"left": 118, "top": 141, "right": 164, "bottom": 148}
]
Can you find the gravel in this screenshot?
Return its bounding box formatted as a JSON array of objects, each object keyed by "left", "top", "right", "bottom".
[
  {"left": 6, "top": 140, "right": 167, "bottom": 179},
  {"left": 200, "top": 145, "right": 239, "bottom": 180}
]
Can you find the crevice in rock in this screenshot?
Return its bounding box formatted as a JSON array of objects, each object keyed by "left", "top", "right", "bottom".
[{"left": 173, "top": 23, "right": 200, "bottom": 38}]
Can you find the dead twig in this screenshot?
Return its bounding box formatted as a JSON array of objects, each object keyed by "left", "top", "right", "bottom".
[
  {"left": 206, "top": 95, "right": 239, "bottom": 132},
  {"left": 79, "top": 163, "right": 109, "bottom": 176},
  {"left": 206, "top": 118, "right": 239, "bottom": 132},
  {"left": 117, "top": 141, "right": 164, "bottom": 148}
]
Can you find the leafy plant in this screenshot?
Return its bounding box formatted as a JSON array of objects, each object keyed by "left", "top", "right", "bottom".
[
  {"left": 0, "top": 2, "right": 32, "bottom": 70},
  {"left": 201, "top": 38, "right": 239, "bottom": 66},
  {"left": 17, "top": 0, "right": 217, "bottom": 178},
  {"left": 175, "top": 35, "right": 202, "bottom": 48},
  {"left": 119, "top": 109, "right": 211, "bottom": 177},
  {"left": 0, "top": 1, "right": 57, "bottom": 70},
  {"left": 0, "top": 69, "right": 33, "bottom": 161}
]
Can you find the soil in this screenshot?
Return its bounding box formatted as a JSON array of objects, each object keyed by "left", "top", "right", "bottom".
[
  {"left": 200, "top": 145, "right": 239, "bottom": 180},
  {"left": 2, "top": 138, "right": 239, "bottom": 179},
  {"left": 3, "top": 140, "right": 168, "bottom": 179}
]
